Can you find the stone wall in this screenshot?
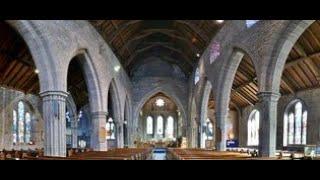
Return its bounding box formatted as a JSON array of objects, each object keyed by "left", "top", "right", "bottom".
[
  {"left": 0, "top": 87, "right": 43, "bottom": 150},
  {"left": 238, "top": 88, "right": 320, "bottom": 149}
]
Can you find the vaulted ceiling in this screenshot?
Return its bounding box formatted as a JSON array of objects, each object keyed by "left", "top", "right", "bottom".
[{"left": 90, "top": 20, "right": 224, "bottom": 76}]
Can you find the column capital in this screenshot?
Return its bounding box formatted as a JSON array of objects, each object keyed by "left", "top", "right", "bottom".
[
  {"left": 91, "top": 111, "right": 108, "bottom": 117},
  {"left": 257, "top": 91, "right": 281, "bottom": 102},
  {"left": 39, "top": 90, "right": 69, "bottom": 98}
]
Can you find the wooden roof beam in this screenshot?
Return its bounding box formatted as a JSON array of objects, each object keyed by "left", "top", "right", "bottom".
[
  {"left": 119, "top": 28, "right": 199, "bottom": 54},
  {"left": 109, "top": 20, "right": 143, "bottom": 42},
  {"left": 110, "top": 20, "right": 132, "bottom": 56},
  {"left": 285, "top": 51, "right": 320, "bottom": 68},
  {"left": 175, "top": 20, "right": 210, "bottom": 42},
  {"left": 125, "top": 43, "right": 193, "bottom": 67},
  {"left": 231, "top": 88, "right": 254, "bottom": 106},
  {"left": 233, "top": 77, "right": 257, "bottom": 91}
]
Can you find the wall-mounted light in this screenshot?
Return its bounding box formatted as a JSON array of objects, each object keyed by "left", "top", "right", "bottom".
[
  {"left": 196, "top": 53, "right": 200, "bottom": 57},
  {"left": 216, "top": 20, "right": 224, "bottom": 24},
  {"left": 34, "top": 69, "right": 39, "bottom": 74},
  {"left": 114, "top": 65, "right": 120, "bottom": 72}
]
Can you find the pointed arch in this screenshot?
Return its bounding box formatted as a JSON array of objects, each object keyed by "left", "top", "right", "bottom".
[
  {"left": 266, "top": 20, "right": 315, "bottom": 93},
  {"left": 134, "top": 88, "right": 187, "bottom": 131},
  {"left": 215, "top": 48, "right": 259, "bottom": 126},
  {"left": 5, "top": 20, "right": 58, "bottom": 92},
  {"left": 67, "top": 50, "right": 105, "bottom": 113}
]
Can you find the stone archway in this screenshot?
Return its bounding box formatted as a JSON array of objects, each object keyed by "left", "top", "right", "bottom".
[
  {"left": 6, "top": 20, "right": 58, "bottom": 92},
  {"left": 266, "top": 20, "right": 315, "bottom": 93},
  {"left": 107, "top": 79, "right": 123, "bottom": 148},
  {"left": 134, "top": 88, "right": 187, "bottom": 143}
]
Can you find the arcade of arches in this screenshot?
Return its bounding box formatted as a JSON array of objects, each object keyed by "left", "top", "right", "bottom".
[{"left": 1, "top": 20, "right": 320, "bottom": 160}]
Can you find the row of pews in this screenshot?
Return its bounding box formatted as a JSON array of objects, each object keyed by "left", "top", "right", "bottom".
[
  {"left": 65, "top": 148, "right": 152, "bottom": 160},
  {"left": 0, "top": 148, "right": 152, "bottom": 160},
  {"left": 0, "top": 149, "right": 44, "bottom": 160},
  {"left": 168, "top": 148, "right": 253, "bottom": 160}
]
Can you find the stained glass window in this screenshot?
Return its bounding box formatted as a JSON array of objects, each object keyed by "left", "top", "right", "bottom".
[
  {"left": 284, "top": 100, "right": 307, "bottom": 146},
  {"left": 146, "top": 116, "right": 153, "bottom": 135},
  {"left": 288, "top": 113, "right": 294, "bottom": 145},
  {"left": 157, "top": 116, "right": 163, "bottom": 136},
  {"left": 13, "top": 101, "right": 33, "bottom": 145},
  {"left": 210, "top": 41, "right": 221, "bottom": 64},
  {"left": 206, "top": 118, "right": 214, "bottom": 140},
  {"left": 166, "top": 116, "right": 174, "bottom": 138},
  {"left": 155, "top": 99, "right": 165, "bottom": 107},
  {"left": 12, "top": 110, "right": 17, "bottom": 144},
  {"left": 294, "top": 102, "right": 302, "bottom": 144},
  {"left": 247, "top": 110, "right": 259, "bottom": 146},
  {"left": 302, "top": 111, "right": 307, "bottom": 144},
  {"left": 25, "top": 112, "right": 31, "bottom": 143},
  {"left": 246, "top": 20, "right": 259, "bottom": 28},
  {"left": 18, "top": 101, "right": 25, "bottom": 143},
  {"left": 283, "top": 114, "right": 288, "bottom": 147}
]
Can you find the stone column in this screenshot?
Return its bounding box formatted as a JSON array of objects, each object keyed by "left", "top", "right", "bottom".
[
  {"left": 71, "top": 117, "right": 78, "bottom": 148},
  {"left": 40, "top": 91, "right": 69, "bottom": 157},
  {"left": 257, "top": 92, "right": 280, "bottom": 157},
  {"left": 90, "top": 111, "right": 107, "bottom": 151},
  {"left": 117, "top": 123, "right": 124, "bottom": 148},
  {"left": 215, "top": 112, "right": 228, "bottom": 151}
]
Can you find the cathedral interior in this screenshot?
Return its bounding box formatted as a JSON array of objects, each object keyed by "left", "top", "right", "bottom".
[{"left": 1, "top": 20, "right": 320, "bottom": 160}]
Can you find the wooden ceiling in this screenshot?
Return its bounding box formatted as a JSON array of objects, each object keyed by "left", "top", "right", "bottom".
[
  {"left": 230, "top": 20, "right": 320, "bottom": 109},
  {"left": 0, "top": 21, "right": 39, "bottom": 94},
  {"left": 90, "top": 20, "right": 224, "bottom": 76}
]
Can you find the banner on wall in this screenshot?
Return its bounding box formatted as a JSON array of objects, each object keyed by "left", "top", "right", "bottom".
[{"left": 226, "top": 139, "right": 239, "bottom": 148}]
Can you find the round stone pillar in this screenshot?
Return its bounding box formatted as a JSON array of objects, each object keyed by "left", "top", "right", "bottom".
[
  {"left": 40, "top": 91, "right": 69, "bottom": 157},
  {"left": 90, "top": 111, "right": 107, "bottom": 151},
  {"left": 257, "top": 91, "right": 280, "bottom": 157},
  {"left": 215, "top": 113, "right": 228, "bottom": 151}
]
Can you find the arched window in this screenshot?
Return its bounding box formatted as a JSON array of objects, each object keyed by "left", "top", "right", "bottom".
[
  {"left": 25, "top": 113, "right": 31, "bottom": 143},
  {"left": 247, "top": 110, "right": 260, "bottom": 146},
  {"left": 13, "top": 101, "right": 33, "bottom": 144},
  {"left": 166, "top": 116, "right": 174, "bottom": 138},
  {"left": 12, "top": 110, "right": 17, "bottom": 144},
  {"left": 194, "top": 67, "right": 200, "bottom": 85},
  {"left": 246, "top": 20, "right": 259, "bottom": 28},
  {"left": 206, "top": 118, "right": 214, "bottom": 140},
  {"left": 146, "top": 116, "right": 153, "bottom": 135},
  {"left": 106, "top": 117, "right": 116, "bottom": 140},
  {"left": 157, "top": 116, "right": 164, "bottom": 137},
  {"left": 283, "top": 100, "right": 307, "bottom": 146}
]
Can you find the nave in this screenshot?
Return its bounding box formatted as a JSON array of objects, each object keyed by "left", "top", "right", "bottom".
[{"left": 1, "top": 20, "right": 320, "bottom": 160}]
